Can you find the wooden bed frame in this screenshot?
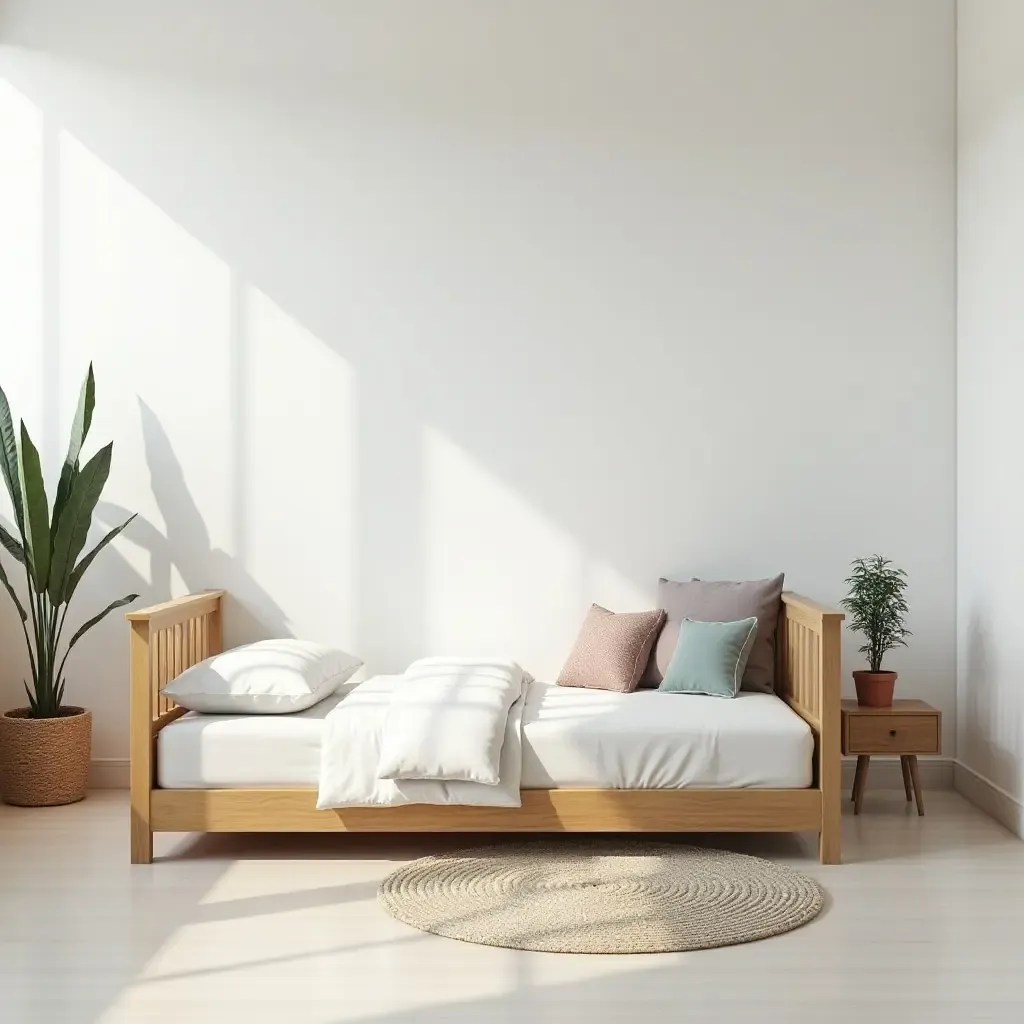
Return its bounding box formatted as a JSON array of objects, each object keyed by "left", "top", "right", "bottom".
[{"left": 127, "top": 591, "right": 844, "bottom": 865}]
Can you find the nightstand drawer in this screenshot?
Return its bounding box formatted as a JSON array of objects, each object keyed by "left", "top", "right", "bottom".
[{"left": 847, "top": 715, "right": 939, "bottom": 754}]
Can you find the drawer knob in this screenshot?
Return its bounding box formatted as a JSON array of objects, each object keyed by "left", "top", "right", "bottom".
[{"left": 889, "top": 729, "right": 897, "bottom": 737}]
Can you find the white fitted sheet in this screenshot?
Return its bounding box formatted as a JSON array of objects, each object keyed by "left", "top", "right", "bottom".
[
  {"left": 157, "top": 678, "right": 813, "bottom": 790},
  {"left": 157, "top": 694, "right": 342, "bottom": 790},
  {"left": 519, "top": 683, "right": 813, "bottom": 789}
]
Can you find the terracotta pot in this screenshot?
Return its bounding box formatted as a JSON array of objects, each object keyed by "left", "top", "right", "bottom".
[
  {"left": 0, "top": 707, "right": 92, "bottom": 807},
  {"left": 853, "top": 671, "right": 897, "bottom": 708}
]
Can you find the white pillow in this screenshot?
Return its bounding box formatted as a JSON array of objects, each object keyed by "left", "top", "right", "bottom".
[{"left": 162, "top": 639, "right": 362, "bottom": 714}]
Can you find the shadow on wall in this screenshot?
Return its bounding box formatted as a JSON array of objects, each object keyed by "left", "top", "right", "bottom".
[
  {"left": 94, "top": 399, "right": 290, "bottom": 645},
  {"left": 0, "top": 1, "right": 957, "bottom": 693},
  {"left": 960, "top": 609, "right": 1021, "bottom": 796},
  {"left": 0, "top": 515, "right": 29, "bottom": 706},
  {"left": 0, "top": 398, "right": 289, "bottom": 715},
  {"left": 0, "top": 3, "right": 900, "bottom": 565}
]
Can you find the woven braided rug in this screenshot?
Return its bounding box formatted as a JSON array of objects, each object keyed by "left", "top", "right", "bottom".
[{"left": 378, "top": 841, "right": 825, "bottom": 954}]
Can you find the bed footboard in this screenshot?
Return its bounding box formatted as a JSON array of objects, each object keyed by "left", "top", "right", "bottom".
[
  {"left": 127, "top": 591, "right": 225, "bottom": 863},
  {"left": 778, "top": 592, "right": 844, "bottom": 863}
]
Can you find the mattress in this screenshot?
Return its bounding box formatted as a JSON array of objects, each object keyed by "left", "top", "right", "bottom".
[
  {"left": 519, "top": 683, "right": 813, "bottom": 789},
  {"left": 157, "top": 679, "right": 813, "bottom": 790},
  {"left": 157, "top": 693, "right": 342, "bottom": 790}
]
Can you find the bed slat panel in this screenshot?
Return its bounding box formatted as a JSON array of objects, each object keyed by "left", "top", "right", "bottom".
[{"left": 141, "top": 602, "right": 224, "bottom": 720}]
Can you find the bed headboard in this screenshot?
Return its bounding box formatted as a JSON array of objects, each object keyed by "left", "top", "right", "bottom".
[
  {"left": 127, "top": 590, "right": 225, "bottom": 724},
  {"left": 126, "top": 591, "right": 225, "bottom": 849},
  {"left": 776, "top": 593, "right": 843, "bottom": 733}
]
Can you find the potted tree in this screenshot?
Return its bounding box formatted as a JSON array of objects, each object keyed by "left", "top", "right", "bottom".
[
  {"left": 840, "top": 554, "right": 911, "bottom": 708},
  {"left": 0, "top": 366, "right": 138, "bottom": 806}
]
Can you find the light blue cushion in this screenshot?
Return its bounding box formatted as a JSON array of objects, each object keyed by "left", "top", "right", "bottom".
[{"left": 658, "top": 617, "right": 759, "bottom": 698}]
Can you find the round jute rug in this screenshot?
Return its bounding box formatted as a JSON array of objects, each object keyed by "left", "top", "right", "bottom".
[{"left": 378, "top": 841, "right": 825, "bottom": 954}]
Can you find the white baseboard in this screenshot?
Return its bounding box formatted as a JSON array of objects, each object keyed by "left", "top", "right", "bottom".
[
  {"left": 89, "top": 758, "right": 129, "bottom": 789},
  {"left": 91, "top": 756, "right": 954, "bottom": 794},
  {"left": 841, "top": 755, "right": 953, "bottom": 792},
  {"left": 954, "top": 761, "right": 1024, "bottom": 839}
]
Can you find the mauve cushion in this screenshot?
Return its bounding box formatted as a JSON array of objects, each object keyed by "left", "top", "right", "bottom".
[
  {"left": 558, "top": 604, "right": 666, "bottom": 693},
  {"left": 642, "top": 574, "right": 785, "bottom": 692}
]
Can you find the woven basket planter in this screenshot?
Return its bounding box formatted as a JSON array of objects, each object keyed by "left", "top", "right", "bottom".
[{"left": 0, "top": 707, "right": 92, "bottom": 807}]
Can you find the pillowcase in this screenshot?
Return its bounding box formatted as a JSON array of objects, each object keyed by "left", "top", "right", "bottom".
[
  {"left": 162, "top": 639, "right": 362, "bottom": 714},
  {"left": 642, "top": 574, "right": 784, "bottom": 692},
  {"left": 557, "top": 604, "right": 666, "bottom": 693},
  {"left": 658, "top": 617, "right": 759, "bottom": 698}
]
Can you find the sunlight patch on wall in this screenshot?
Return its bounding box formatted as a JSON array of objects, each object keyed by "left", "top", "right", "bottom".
[
  {"left": 244, "top": 285, "right": 356, "bottom": 649},
  {"left": 0, "top": 79, "right": 44, "bottom": 702},
  {"left": 423, "top": 427, "right": 584, "bottom": 678},
  {"left": 585, "top": 560, "right": 656, "bottom": 616},
  {"left": 0, "top": 78, "right": 44, "bottom": 429},
  {"left": 59, "top": 130, "right": 233, "bottom": 591}
]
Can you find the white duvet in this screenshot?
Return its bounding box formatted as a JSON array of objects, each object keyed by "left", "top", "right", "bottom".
[{"left": 316, "top": 658, "right": 528, "bottom": 809}]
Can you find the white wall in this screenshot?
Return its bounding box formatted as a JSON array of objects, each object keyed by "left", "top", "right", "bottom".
[
  {"left": 956, "top": 0, "right": 1024, "bottom": 833},
  {"left": 0, "top": 1, "right": 956, "bottom": 770}
]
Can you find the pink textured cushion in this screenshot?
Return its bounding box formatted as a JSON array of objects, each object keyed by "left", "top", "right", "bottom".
[{"left": 557, "top": 604, "right": 666, "bottom": 693}]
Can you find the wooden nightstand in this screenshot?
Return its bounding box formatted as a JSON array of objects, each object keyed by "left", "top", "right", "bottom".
[{"left": 841, "top": 699, "right": 942, "bottom": 816}]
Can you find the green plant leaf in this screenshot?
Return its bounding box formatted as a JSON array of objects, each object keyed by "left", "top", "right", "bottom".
[
  {"left": 0, "top": 383, "right": 24, "bottom": 529},
  {"left": 0, "top": 557, "right": 27, "bottom": 622},
  {"left": 51, "top": 464, "right": 77, "bottom": 540},
  {"left": 47, "top": 442, "right": 113, "bottom": 605},
  {"left": 0, "top": 522, "right": 25, "bottom": 563},
  {"left": 51, "top": 364, "right": 96, "bottom": 543},
  {"left": 65, "top": 514, "right": 137, "bottom": 602},
  {"left": 17, "top": 421, "right": 51, "bottom": 592},
  {"left": 69, "top": 363, "right": 95, "bottom": 465},
  {"left": 62, "top": 593, "right": 139, "bottom": 659}
]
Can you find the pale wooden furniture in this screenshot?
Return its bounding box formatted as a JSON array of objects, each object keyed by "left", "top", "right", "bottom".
[
  {"left": 842, "top": 698, "right": 941, "bottom": 816},
  {"left": 127, "top": 591, "right": 844, "bottom": 865}
]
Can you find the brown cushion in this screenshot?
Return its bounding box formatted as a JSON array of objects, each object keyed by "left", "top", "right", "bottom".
[
  {"left": 558, "top": 604, "right": 667, "bottom": 693},
  {"left": 642, "top": 574, "right": 785, "bottom": 692}
]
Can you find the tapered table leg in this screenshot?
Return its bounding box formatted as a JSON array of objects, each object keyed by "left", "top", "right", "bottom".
[
  {"left": 900, "top": 755, "right": 913, "bottom": 803},
  {"left": 852, "top": 755, "right": 870, "bottom": 815},
  {"left": 907, "top": 754, "right": 924, "bottom": 815}
]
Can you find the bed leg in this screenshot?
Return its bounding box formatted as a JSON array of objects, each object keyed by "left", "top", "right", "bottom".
[
  {"left": 817, "top": 613, "right": 842, "bottom": 865},
  {"left": 129, "top": 618, "right": 154, "bottom": 865},
  {"left": 131, "top": 814, "right": 153, "bottom": 865},
  {"left": 818, "top": 820, "right": 840, "bottom": 864},
  {"left": 817, "top": 747, "right": 842, "bottom": 864},
  {"left": 818, "top": 774, "right": 842, "bottom": 864}
]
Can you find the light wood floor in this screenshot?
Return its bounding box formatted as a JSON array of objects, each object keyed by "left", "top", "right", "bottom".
[{"left": 2, "top": 789, "right": 1022, "bottom": 1023}]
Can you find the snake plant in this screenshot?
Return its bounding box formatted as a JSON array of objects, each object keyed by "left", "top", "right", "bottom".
[{"left": 0, "top": 365, "right": 138, "bottom": 717}]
